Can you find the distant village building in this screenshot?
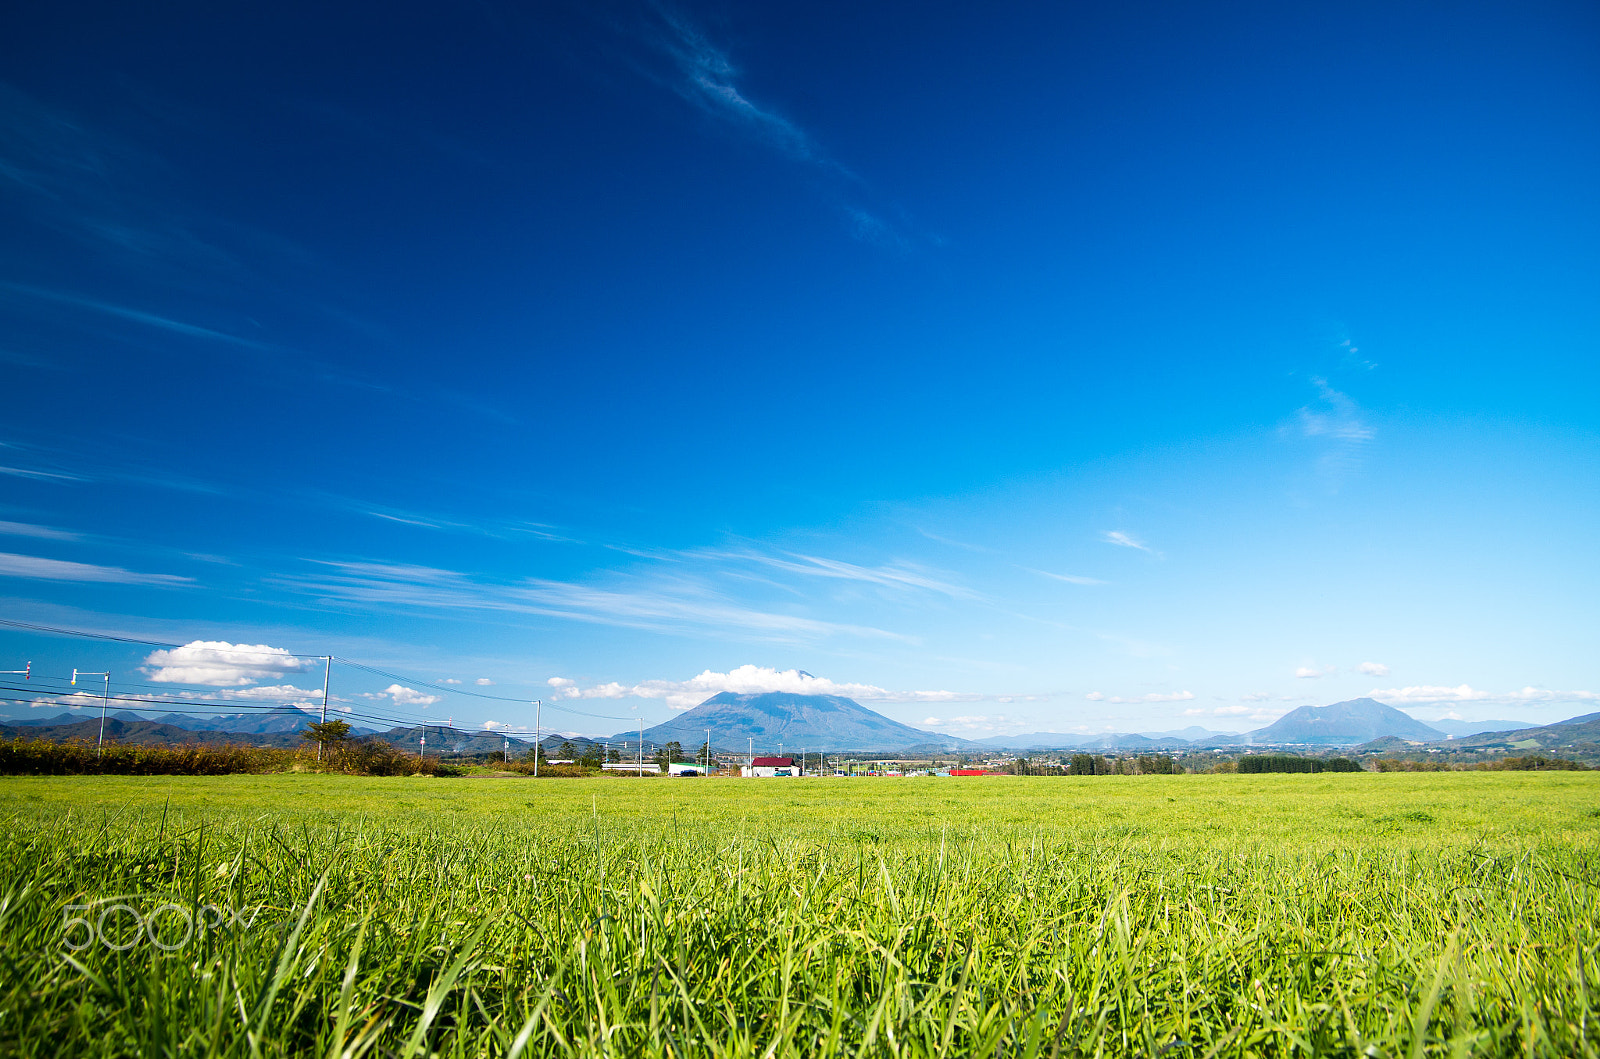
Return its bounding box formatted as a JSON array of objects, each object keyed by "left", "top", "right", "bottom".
[
  {"left": 742, "top": 756, "right": 795, "bottom": 777},
  {"left": 667, "top": 761, "right": 707, "bottom": 776}
]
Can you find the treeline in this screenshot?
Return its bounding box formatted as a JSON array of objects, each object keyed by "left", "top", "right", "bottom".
[
  {"left": 1238, "top": 755, "right": 1363, "bottom": 774},
  {"left": 1483, "top": 754, "right": 1589, "bottom": 771},
  {"left": 0, "top": 737, "right": 456, "bottom": 777},
  {"left": 1368, "top": 755, "right": 1590, "bottom": 772},
  {"left": 1064, "top": 754, "right": 1180, "bottom": 775}
]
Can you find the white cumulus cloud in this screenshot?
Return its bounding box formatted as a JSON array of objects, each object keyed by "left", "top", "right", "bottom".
[
  {"left": 143, "top": 641, "right": 315, "bottom": 686},
  {"left": 475, "top": 678, "right": 494, "bottom": 686},
  {"left": 1370, "top": 684, "right": 1598, "bottom": 706},
  {"left": 212, "top": 684, "right": 322, "bottom": 703},
  {"left": 1357, "top": 662, "right": 1390, "bottom": 677},
  {"left": 1295, "top": 665, "right": 1334, "bottom": 679},
  {"left": 549, "top": 665, "right": 967, "bottom": 712},
  {"left": 384, "top": 684, "right": 441, "bottom": 707}
]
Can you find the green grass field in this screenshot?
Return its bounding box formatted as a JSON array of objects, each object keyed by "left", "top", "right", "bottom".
[{"left": 1, "top": 772, "right": 1596, "bottom": 1057}]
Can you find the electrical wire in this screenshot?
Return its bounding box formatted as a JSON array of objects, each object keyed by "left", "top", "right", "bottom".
[
  {"left": 331, "top": 657, "right": 637, "bottom": 721},
  {"left": 1, "top": 619, "right": 643, "bottom": 725}
]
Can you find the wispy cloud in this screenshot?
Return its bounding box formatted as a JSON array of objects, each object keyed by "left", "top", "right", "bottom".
[
  {"left": 0, "top": 521, "right": 81, "bottom": 541},
  {"left": 0, "top": 465, "right": 85, "bottom": 482},
  {"left": 275, "top": 560, "right": 915, "bottom": 645},
  {"left": 0, "top": 85, "right": 240, "bottom": 272},
  {"left": 915, "top": 528, "right": 993, "bottom": 553},
  {"left": 1101, "top": 530, "right": 1155, "bottom": 554},
  {"left": 0, "top": 281, "right": 268, "bottom": 350},
  {"left": 1298, "top": 377, "right": 1373, "bottom": 442},
  {"left": 711, "top": 550, "right": 982, "bottom": 600},
  {"left": 0, "top": 551, "right": 191, "bottom": 586},
  {"left": 633, "top": 9, "right": 913, "bottom": 250},
  {"left": 1295, "top": 665, "right": 1335, "bottom": 679},
  {"left": 1289, "top": 375, "right": 1374, "bottom": 492},
  {"left": 1025, "top": 568, "right": 1108, "bottom": 586},
  {"left": 1357, "top": 661, "right": 1390, "bottom": 677},
  {"left": 1085, "top": 690, "right": 1195, "bottom": 704},
  {"left": 654, "top": 13, "right": 816, "bottom": 160}
]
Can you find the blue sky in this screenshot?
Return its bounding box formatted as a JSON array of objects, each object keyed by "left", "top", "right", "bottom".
[{"left": 1, "top": 0, "right": 1596, "bottom": 740}]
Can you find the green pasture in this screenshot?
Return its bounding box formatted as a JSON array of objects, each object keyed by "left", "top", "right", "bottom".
[{"left": 0, "top": 772, "right": 1596, "bottom": 1056}]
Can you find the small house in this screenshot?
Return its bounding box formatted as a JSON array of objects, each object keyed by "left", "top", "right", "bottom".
[{"left": 741, "top": 756, "right": 796, "bottom": 777}]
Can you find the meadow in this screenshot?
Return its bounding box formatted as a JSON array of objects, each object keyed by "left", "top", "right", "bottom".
[{"left": 0, "top": 772, "right": 1596, "bottom": 1057}]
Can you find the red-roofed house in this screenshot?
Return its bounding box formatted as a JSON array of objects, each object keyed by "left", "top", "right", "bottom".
[{"left": 741, "top": 756, "right": 796, "bottom": 777}]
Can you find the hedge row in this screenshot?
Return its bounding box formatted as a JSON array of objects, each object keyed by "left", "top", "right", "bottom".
[
  {"left": 1237, "top": 755, "right": 1363, "bottom": 773},
  {"left": 0, "top": 737, "right": 456, "bottom": 776}
]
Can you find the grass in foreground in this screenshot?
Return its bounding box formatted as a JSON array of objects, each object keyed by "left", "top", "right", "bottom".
[{"left": 0, "top": 772, "right": 1596, "bottom": 1057}]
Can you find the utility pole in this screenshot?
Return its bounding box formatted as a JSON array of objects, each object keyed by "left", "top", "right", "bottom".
[
  {"left": 420, "top": 726, "right": 426, "bottom": 758},
  {"left": 706, "top": 728, "right": 711, "bottom": 775},
  {"left": 504, "top": 737, "right": 509, "bottom": 765},
  {"left": 533, "top": 699, "right": 542, "bottom": 777},
  {"left": 638, "top": 719, "right": 644, "bottom": 775},
  {"left": 72, "top": 669, "right": 111, "bottom": 758},
  {"left": 318, "top": 656, "right": 331, "bottom": 762}
]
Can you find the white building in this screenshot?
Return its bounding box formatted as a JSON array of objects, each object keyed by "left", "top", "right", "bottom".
[{"left": 741, "top": 756, "right": 796, "bottom": 777}]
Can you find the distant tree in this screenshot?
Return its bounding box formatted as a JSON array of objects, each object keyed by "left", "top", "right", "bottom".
[
  {"left": 558, "top": 740, "right": 576, "bottom": 759},
  {"left": 655, "top": 741, "right": 684, "bottom": 770},
  {"left": 606, "top": 746, "right": 621, "bottom": 763},
  {"left": 577, "top": 744, "right": 603, "bottom": 769},
  {"left": 1136, "top": 754, "right": 1177, "bottom": 775},
  {"left": 302, "top": 720, "right": 352, "bottom": 755}
]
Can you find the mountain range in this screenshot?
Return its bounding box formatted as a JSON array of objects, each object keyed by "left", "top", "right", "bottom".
[
  {"left": 0, "top": 693, "right": 1578, "bottom": 756},
  {"left": 1243, "top": 698, "right": 1445, "bottom": 745},
  {"left": 620, "top": 691, "right": 965, "bottom": 753}
]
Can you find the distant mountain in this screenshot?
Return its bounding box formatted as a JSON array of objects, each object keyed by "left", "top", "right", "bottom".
[
  {"left": 1430, "top": 712, "right": 1600, "bottom": 751},
  {"left": 147, "top": 706, "right": 326, "bottom": 735},
  {"left": 0, "top": 715, "right": 304, "bottom": 747},
  {"left": 1246, "top": 698, "right": 1444, "bottom": 745},
  {"left": 971, "top": 729, "right": 1227, "bottom": 750},
  {"left": 5, "top": 711, "right": 81, "bottom": 726},
  {"left": 620, "top": 692, "right": 965, "bottom": 753},
  {"left": 1140, "top": 726, "right": 1241, "bottom": 741},
  {"left": 373, "top": 725, "right": 533, "bottom": 756},
  {"left": 1428, "top": 718, "right": 1537, "bottom": 738},
  {"left": 970, "top": 732, "right": 1093, "bottom": 749}
]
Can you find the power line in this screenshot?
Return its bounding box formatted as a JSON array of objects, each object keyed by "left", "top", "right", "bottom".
[
  {"left": 0, "top": 682, "right": 446, "bottom": 732},
  {"left": 1, "top": 618, "right": 641, "bottom": 724},
  {"left": 332, "top": 657, "right": 637, "bottom": 721},
  {"left": 0, "top": 618, "right": 323, "bottom": 656}
]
